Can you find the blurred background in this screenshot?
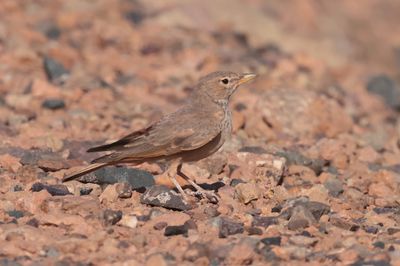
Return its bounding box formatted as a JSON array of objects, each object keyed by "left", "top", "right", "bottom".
[
  {"left": 1, "top": 0, "right": 400, "bottom": 158},
  {"left": 1, "top": 1, "right": 400, "bottom": 265}
]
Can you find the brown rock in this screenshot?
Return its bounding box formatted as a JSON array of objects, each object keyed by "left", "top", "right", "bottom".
[
  {"left": 235, "top": 182, "right": 262, "bottom": 204},
  {"left": 118, "top": 214, "right": 138, "bottom": 229},
  {"left": 145, "top": 253, "right": 169, "bottom": 266},
  {"left": 99, "top": 184, "right": 120, "bottom": 203},
  {"left": 37, "top": 158, "right": 69, "bottom": 171},
  {"left": 0, "top": 154, "right": 21, "bottom": 173},
  {"left": 225, "top": 241, "right": 256, "bottom": 265},
  {"left": 116, "top": 182, "right": 133, "bottom": 198},
  {"left": 287, "top": 205, "right": 317, "bottom": 230}
]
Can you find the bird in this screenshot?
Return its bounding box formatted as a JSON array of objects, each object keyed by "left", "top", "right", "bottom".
[{"left": 62, "top": 71, "right": 256, "bottom": 202}]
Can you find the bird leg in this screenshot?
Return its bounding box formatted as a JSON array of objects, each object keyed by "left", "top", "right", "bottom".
[
  {"left": 177, "top": 164, "right": 219, "bottom": 203},
  {"left": 167, "top": 160, "right": 188, "bottom": 200}
]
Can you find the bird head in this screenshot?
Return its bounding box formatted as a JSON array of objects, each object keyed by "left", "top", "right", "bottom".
[{"left": 198, "top": 71, "right": 256, "bottom": 102}]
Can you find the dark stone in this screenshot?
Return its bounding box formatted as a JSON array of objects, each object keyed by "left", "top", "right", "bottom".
[
  {"left": 42, "top": 99, "right": 65, "bottom": 110},
  {"left": 31, "top": 183, "right": 71, "bottom": 196},
  {"left": 20, "top": 150, "right": 52, "bottom": 166},
  {"left": 280, "top": 199, "right": 330, "bottom": 221},
  {"left": 388, "top": 227, "right": 400, "bottom": 235},
  {"left": 261, "top": 236, "right": 281, "bottom": 246},
  {"left": 44, "top": 25, "right": 61, "bottom": 40},
  {"left": 234, "top": 102, "right": 247, "bottom": 111},
  {"left": 80, "top": 166, "right": 155, "bottom": 190},
  {"left": 246, "top": 226, "right": 263, "bottom": 235},
  {"left": 326, "top": 166, "right": 339, "bottom": 175},
  {"left": 218, "top": 217, "right": 244, "bottom": 238},
  {"left": 275, "top": 150, "right": 326, "bottom": 175},
  {"left": 140, "top": 185, "right": 192, "bottom": 211},
  {"left": 118, "top": 240, "right": 130, "bottom": 249},
  {"left": 363, "top": 225, "right": 379, "bottom": 234},
  {"left": 271, "top": 205, "right": 282, "bottom": 213},
  {"left": 366, "top": 75, "right": 400, "bottom": 109},
  {"left": 79, "top": 187, "right": 93, "bottom": 196},
  {"left": 103, "top": 209, "right": 122, "bottom": 226},
  {"left": 301, "top": 230, "right": 312, "bottom": 237},
  {"left": 116, "top": 182, "right": 132, "bottom": 198},
  {"left": 13, "top": 185, "right": 23, "bottom": 192},
  {"left": 7, "top": 210, "right": 24, "bottom": 219},
  {"left": 164, "top": 224, "right": 189, "bottom": 237},
  {"left": 43, "top": 56, "right": 70, "bottom": 84},
  {"left": 252, "top": 216, "right": 277, "bottom": 228},
  {"left": 230, "top": 178, "right": 245, "bottom": 187},
  {"left": 330, "top": 216, "right": 360, "bottom": 231},
  {"left": 324, "top": 178, "right": 344, "bottom": 197},
  {"left": 26, "top": 218, "right": 39, "bottom": 228},
  {"left": 373, "top": 207, "right": 398, "bottom": 214},
  {"left": 304, "top": 201, "right": 331, "bottom": 220},
  {"left": 373, "top": 241, "right": 385, "bottom": 249},
  {"left": 0, "top": 259, "right": 22, "bottom": 266},
  {"left": 239, "top": 146, "right": 267, "bottom": 154},
  {"left": 351, "top": 260, "right": 390, "bottom": 266},
  {"left": 125, "top": 11, "right": 145, "bottom": 25}
]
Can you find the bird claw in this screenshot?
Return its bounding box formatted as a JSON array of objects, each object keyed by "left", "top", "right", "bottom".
[{"left": 194, "top": 190, "right": 219, "bottom": 204}]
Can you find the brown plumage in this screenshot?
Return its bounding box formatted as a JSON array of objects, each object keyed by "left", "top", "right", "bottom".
[{"left": 63, "top": 71, "right": 256, "bottom": 202}]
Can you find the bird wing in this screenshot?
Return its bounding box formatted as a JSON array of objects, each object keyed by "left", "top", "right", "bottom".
[{"left": 88, "top": 105, "right": 224, "bottom": 163}]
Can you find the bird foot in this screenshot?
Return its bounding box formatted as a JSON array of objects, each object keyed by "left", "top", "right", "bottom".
[{"left": 192, "top": 189, "right": 219, "bottom": 204}]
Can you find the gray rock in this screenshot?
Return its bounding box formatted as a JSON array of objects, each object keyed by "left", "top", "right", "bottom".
[
  {"left": 329, "top": 215, "right": 359, "bottom": 231},
  {"left": 78, "top": 166, "right": 155, "bottom": 190},
  {"left": 125, "top": 10, "right": 145, "bottom": 25},
  {"left": 184, "top": 242, "right": 209, "bottom": 262},
  {"left": 79, "top": 187, "right": 93, "bottom": 196},
  {"left": 288, "top": 205, "right": 317, "bottom": 230},
  {"left": 6, "top": 210, "right": 25, "bottom": 219},
  {"left": 164, "top": 224, "right": 189, "bottom": 237},
  {"left": 238, "top": 146, "right": 267, "bottom": 154},
  {"left": 31, "top": 182, "right": 71, "bottom": 196},
  {"left": 351, "top": 260, "right": 390, "bottom": 266},
  {"left": 42, "top": 99, "right": 65, "bottom": 110},
  {"left": 275, "top": 150, "right": 325, "bottom": 175},
  {"left": 261, "top": 236, "right": 281, "bottom": 246},
  {"left": 219, "top": 217, "right": 244, "bottom": 238},
  {"left": 20, "top": 149, "right": 55, "bottom": 166},
  {"left": 43, "top": 56, "right": 69, "bottom": 84},
  {"left": 140, "top": 185, "right": 192, "bottom": 211},
  {"left": 252, "top": 216, "right": 278, "bottom": 228},
  {"left": 280, "top": 198, "right": 330, "bottom": 221},
  {"left": 324, "top": 177, "right": 344, "bottom": 197},
  {"left": 44, "top": 25, "right": 61, "bottom": 40},
  {"left": 103, "top": 209, "right": 122, "bottom": 226},
  {"left": 366, "top": 75, "right": 400, "bottom": 109}
]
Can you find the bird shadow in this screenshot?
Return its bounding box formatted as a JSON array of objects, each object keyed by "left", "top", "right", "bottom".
[{"left": 177, "top": 169, "right": 225, "bottom": 191}]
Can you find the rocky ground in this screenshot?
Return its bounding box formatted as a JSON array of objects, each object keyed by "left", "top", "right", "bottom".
[{"left": 1, "top": 0, "right": 400, "bottom": 265}]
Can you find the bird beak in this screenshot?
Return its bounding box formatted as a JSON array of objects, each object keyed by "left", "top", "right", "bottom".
[{"left": 237, "top": 73, "right": 256, "bottom": 85}]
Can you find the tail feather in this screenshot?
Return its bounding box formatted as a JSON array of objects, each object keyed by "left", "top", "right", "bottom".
[{"left": 62, "top": 163, "right": 107, "bottom": 182}]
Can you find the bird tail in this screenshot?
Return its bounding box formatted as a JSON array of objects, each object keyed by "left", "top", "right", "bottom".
[{"left": 62, "top": 163, "right": 107, "bottom": 182}]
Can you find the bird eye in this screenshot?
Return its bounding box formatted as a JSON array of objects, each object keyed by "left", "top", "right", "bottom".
[{"left": 221, "top": 78, "right": 229, "bottom": 85}]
